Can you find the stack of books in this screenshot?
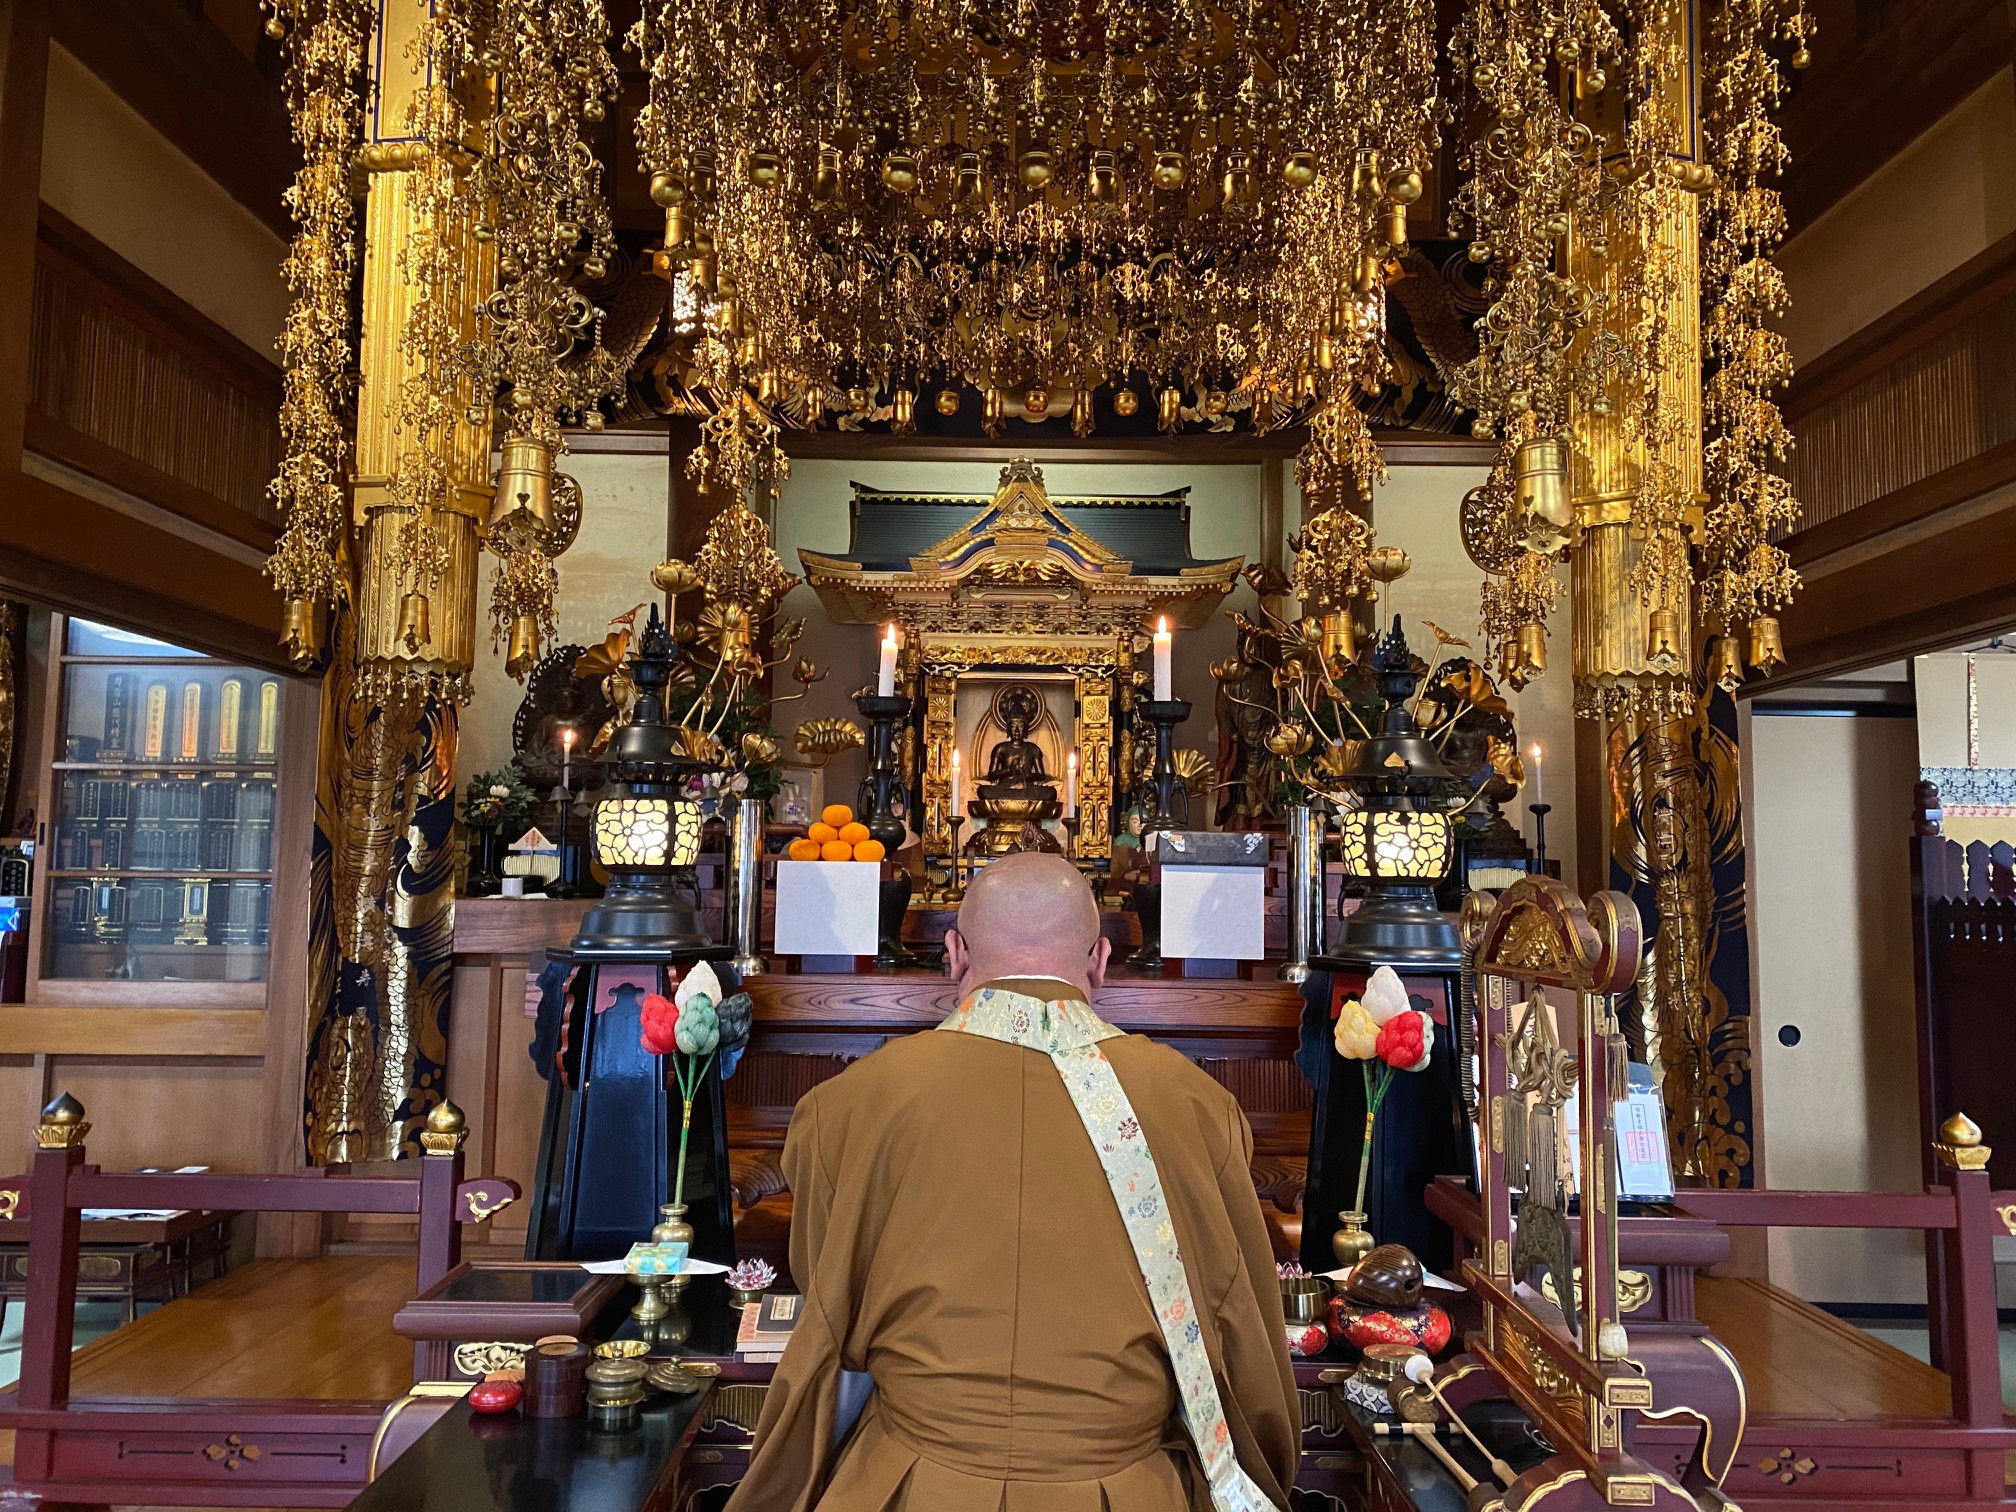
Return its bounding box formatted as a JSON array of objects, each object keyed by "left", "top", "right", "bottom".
[{"left": 736, "top": 1292, "right": 801, "bottom": 1363}]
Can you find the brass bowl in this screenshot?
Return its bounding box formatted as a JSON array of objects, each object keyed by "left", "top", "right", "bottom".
[
  {"left": 593, "top": 1339, "right": 650, "bottom": 1360},
  {"left": 728, "top": 1285, "right": 771, "bottom": 1309},
  {"left": 969, "top": 794, "right": 1061, "bottom": 823},
  {"left": 1279, "top": 1275, "right": 1330, "bottom": 1324}
]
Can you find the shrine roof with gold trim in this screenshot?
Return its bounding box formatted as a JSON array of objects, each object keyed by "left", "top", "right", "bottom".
[{"left": 799, "top": 459, "right": 1243, "bottom": 632}]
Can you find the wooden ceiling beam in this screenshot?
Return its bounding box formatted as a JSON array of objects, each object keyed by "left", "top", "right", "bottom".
[{"left": 51, "top": 0, "right": 293, "bottom": 241}]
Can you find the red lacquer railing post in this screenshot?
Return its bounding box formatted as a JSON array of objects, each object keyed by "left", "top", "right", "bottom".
[
  {"left": 1932, "top": 1110, "right": 2002, "bottom": 1498},
  {"left": 414, "top": 1100, "right": 468, "bottom": 1380},
  {"left": 18, "top": 1094, "right": 88, "bottom": 1417}
]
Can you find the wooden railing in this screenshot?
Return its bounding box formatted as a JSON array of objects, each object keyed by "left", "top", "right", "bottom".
[
  {"left": 0, "top": 1094, "right": 517, "bottom": 1508},
  {"left": 1668, "top": 1139, "right": 2016, "bottom": 1507}
]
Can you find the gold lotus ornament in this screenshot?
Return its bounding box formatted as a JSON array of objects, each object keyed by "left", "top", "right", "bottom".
[
  {"left": 1366, "top": 546, "right": 1412, "bottom": 585},
  {"left": 1267, "top": 723, "right": 1313, "bottom": 759},
  {"left": 699, "top": 601, "right": 752, "bottom": 657},
  {"left": 794, "top": 717, "right": 865, "bottom": 764},
  {"left": 651, "top": 559, "right": 701, "bottom": 596},
  {"left": 740, "top": 732, "right": 779, "bottom": 765},
  {"left": 672, "top": 727, "right": 723, "bottom": 764},
  {"left": 791, "top": 658, "right": 823, "bottom": 685},
  {"left": 1211, "top": 657, "right": 1249, "bottom": 683}
]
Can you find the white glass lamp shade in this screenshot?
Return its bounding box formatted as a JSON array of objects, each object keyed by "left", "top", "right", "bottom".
[
  {"left": 592, "top": 798, "right": 703, "bottom": 867},
  {"left": 1338, "top": 808, "right": 1452, "bottom": 881}
]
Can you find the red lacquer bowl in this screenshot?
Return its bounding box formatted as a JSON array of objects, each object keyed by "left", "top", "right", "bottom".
[{"left": 468, "top": 1378, "right": 524, "bottom": 1415}]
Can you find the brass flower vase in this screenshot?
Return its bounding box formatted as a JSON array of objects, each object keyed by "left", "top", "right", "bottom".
[
  {"left": 1331, "top": 1210, "right": 1375, "bottom": 1269},
  {"left": 653, "top": 1202, "right": 695, "bottom": 1294},
  {"left": 629, "top": 1275, "right": 671, "bottom": 1326}
]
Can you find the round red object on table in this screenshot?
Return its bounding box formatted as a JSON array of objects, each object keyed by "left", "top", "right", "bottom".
[{"left": 468, "top": 1378, "right": 523, "bottom": 1415}]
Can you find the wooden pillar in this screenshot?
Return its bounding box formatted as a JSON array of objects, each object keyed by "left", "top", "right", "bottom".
[{"left": 0, "top": 0, "right": 49, "bottom": 474}]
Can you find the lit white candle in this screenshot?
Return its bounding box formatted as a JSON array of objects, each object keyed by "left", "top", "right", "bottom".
[
  {"left": 950, "top": 749, "right": 962, "bottom": 817},
  {"left": 562, "top": 725, "right": 574, "bottom": 790},
  {"left": 877, "top": 623, "right": 899, "bottom": 698},
  {"left": 1529, "top": 742, "right": 1543, "bottom": 807},
  {"left": 1066, "top": 748, "right": 1078, "bottom": 814},
  {"left": 1152, "top": 616, "right": 1173, "bottom": 701}
]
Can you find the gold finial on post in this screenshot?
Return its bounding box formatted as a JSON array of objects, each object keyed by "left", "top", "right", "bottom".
[
  {"left": 35, "top": 1093, "right": 90, "bottom": 1150},
  {"left": 419, "top": 1099, "right": 468, "bottom": 1156},
  {"left": 1934, "top": 1112, "right": 1991, "bottom": 1172}
]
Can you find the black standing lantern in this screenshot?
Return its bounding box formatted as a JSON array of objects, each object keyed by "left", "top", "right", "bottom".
[
  {"left": 527, "top": 606, "right": 737, "bottom": 1266},
  {"left": 1300, "top": 616, "right": 1473, "bottom": 1272}
]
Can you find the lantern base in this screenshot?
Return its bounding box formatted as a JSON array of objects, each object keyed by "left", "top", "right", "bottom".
[
  {"left": 1318, "top": 882, "right": 1462, "bottom": 971},
  {"left": 570, "top": 871, "right": 711, "bottom": 958}
]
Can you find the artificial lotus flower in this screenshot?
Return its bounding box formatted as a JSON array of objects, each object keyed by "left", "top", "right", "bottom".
[
  {"left": 1361, "top": 965, "right": 1412, "bottom": 1025},
  {"left": 648, "top": 959, "right": 737, "bottom": 1213},
  {"left": 1339, "top": 964, "right": 1439, "bottom": 1220},
  {"left": 1333, "top": 996, "right": 1381, "bottom": 1060},
  {"left": 639, "top": 992, "right": 679, "bottom": 1057},
  {"left": 1376, "top": 1009, "right": 1433, "bottom": 1073}
]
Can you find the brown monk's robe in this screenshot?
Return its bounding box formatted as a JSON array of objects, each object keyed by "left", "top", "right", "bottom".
[{"left": 727, "top": 979, "right": 1300, "bottom": 1512}]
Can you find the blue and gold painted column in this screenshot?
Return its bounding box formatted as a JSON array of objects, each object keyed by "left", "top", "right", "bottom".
[{"left": 303, "top": 0, "right": 495, "bottom": 1163}]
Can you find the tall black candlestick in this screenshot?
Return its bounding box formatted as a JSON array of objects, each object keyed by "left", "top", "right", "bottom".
[
  {"left": 1136, "top": 697, "right": 1192, "bottom": 834},
  {"left": 855, "top": 692, "right": 915, "bottom": 966},
  {"left": 1128, "top": 697, "right": 1190, "bottom": 969},
  {"left": 1528, "top": 801, "right": 1552, "bottom": 875}
]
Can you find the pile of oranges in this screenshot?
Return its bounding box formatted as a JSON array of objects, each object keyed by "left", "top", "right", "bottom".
[{"left": 786, "top": 805, "right": 886, "bottom": 864}]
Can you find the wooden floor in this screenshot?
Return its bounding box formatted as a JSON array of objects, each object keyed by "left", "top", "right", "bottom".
[
  {"left": 1, "top": 1255, "right": 417, "bottom": 1510},
  {"left": 1697, "top": 1273, "right": 1954, "bottom": 1418},
  {"left": 0, "top": 1257, "right": 1985, "bottom": 1506}
]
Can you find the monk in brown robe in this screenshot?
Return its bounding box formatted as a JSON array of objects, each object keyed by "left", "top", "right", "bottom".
[{"left": 729, "top": 854, "right": 1299, "bottom": 1512}]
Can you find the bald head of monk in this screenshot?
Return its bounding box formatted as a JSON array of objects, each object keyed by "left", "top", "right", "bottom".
[{"left": 945, "top": 852, "right": 1113, "bottom": 1000}]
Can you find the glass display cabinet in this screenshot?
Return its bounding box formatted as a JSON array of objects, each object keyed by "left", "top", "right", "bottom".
[{"left": 29, "top": 617, "right": 286, "bottom": 997}]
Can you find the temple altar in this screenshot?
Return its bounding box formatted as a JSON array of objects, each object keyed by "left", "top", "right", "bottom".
[{"left": 799, "top": 459, "right": 1242, "bottom": 861}]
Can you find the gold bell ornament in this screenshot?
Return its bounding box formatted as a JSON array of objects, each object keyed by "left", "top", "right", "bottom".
[
  {"left": 813, "top": 144, "right": 843, "bottom": 203},
  {"left": 1644, "top": 607, "right": 1684, "bottom": 675},
  {"left": 1748, "top": 615, "right": 1786, "bottom": 674},
  {"left": 490, "top": 436, "right": 554, "bottom": 544},
  {"left": 397, "top": 591, "right": 432, "bottom": 655},
  {"left": 1321, "top": 610, "right": 1357, "bottom": 666},
  {"left": 1088, "top": 149, "right": 1119, "bottom": 204},
  {"left": 1708, "top": 634, "right": 1745, "bottom": 692},
  {"left": 1158, "top": 386, "right": 1183, "bottom": 432},
  {"left": 1514, "top": 436, "right": 1573, "bottom": 552},
  {"left": 1517, "top": 621, "right": 1548, "bottom": 679},
  {"left": 891, "top": 388, "right": 916, "bottom": 433},
  {"left": 1071, "top": 389, "right": 1093, "bottom": 436},
  {"left": 506, "top": 613, "right": 541, "bottom": 679},
  {"left": 280, "top": 597, "right": 323, "bottom": 668}
]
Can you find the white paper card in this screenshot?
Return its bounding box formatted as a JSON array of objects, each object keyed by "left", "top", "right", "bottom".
[
  {"left": 774, "top": 860, "right": 881, "bottom": 957},
  {"left": 1562, "top": 1065, "right": 1675, "bottom": 1203},
  {"left": 1160, "top": 865, "right": 1265, "bottom": 960},
  {"left": 579, "top": 1256, "right": 731, "bottom": 1276}
]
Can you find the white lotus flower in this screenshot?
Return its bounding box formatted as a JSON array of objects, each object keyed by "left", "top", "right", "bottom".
[
  {"left": 1362, "top": 965, "right": 1412, "bottom": 1026},
  {"left": 675, "top": 958, "right": 723, "bottom": 1012}
]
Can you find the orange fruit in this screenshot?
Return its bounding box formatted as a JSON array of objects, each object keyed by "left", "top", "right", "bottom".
[
  {"left": 852, "top": 839, "right": 886, "bottom": 864},
  {"left": 839, "top": 821, "right": 870, "bottom": 844},
  {"left": 787, "top": 838, "right": 822, "bottom": 862},
  {"left": 807, "top": 822, "right": 838, "bottom": 844},
  {"left": 820, "top": 839, "right": 854, "bottom": 861},
  {"left": 821, "top": 804, "right": 854, "bottom": 827}
]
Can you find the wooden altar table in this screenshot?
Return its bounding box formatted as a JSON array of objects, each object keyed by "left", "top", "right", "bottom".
[{"left": 447, "top": 896, "right": 1316, "bottom": 1260}]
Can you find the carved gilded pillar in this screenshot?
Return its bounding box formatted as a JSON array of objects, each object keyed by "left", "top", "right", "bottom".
[
  {"left": 303, "top": 0, "right": 495, "bottom": 1164},
  {"left": 1568, "top": 2, "right": 1750, "bottom": 1185}
]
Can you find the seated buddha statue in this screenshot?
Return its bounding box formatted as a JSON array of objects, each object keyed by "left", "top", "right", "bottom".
[{"left": 967, "top": 685, "right": 1063, "bottom": 855}]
